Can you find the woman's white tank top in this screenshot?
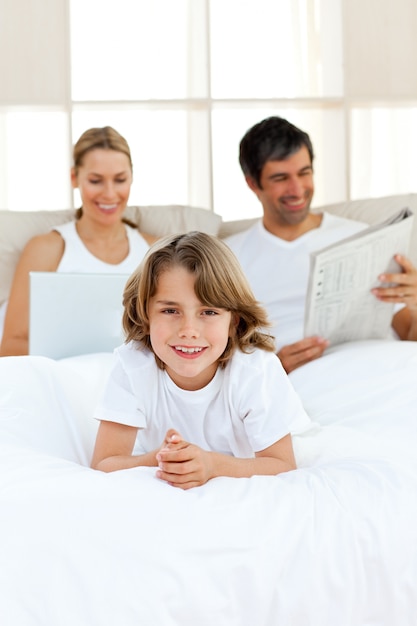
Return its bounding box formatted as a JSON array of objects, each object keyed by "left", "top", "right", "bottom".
[{"left": 53, "top": 221, "right": 149, "bottom": 273}]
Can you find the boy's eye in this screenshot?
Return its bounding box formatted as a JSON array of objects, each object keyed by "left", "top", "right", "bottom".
[
  {"left": 162, "top": 308, "right": 177, "bottom": 314},
  {"left": 116, "top": 178, "right": 127, "bottom": 184},
  {"left": 202, "top": 309, "right": 218, "bottom": 316}
]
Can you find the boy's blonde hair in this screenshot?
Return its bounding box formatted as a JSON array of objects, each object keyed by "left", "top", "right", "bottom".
[{"left": 122, "top": 231, "right": 275, "bottom": 369}]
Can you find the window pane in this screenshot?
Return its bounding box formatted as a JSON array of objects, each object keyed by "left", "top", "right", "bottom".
[
  {"left": 212, "top": 107, "right": 346, "bottom": 222},
  {"left": 210, "top": 0, "right": 343, "bottom": 99},
  {"left": 70, "top": 0, "right": 207, "bottom": 101},
  {"left": 72, "top": 108, "right": 211, "bottom": 208},
  {"left": 0, "top": 110, "right": 70, "bottom": 211},
  {"left": 350, "top": 107, "right": 417, "bottom": 199}
]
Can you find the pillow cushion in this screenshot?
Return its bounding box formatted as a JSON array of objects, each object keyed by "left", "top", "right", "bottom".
[
  {"left": 1, "top": 195, "right": 416, "bottom": 307},
  {"left": 0, "top": 205, "right": 222, "bottom": 306}
]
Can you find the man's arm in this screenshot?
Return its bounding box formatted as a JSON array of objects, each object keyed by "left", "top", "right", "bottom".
[
  {"left": 281, "top": 252, "right": 417, "bottom": 372},
  {"left": 371, "top": 254, "right": 417, "bottom": 341}
]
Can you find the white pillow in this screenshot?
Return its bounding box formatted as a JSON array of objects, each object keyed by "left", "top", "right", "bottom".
[
  {"left": 0, "top": 205, "right": 222, "bottom": 306},
  {"left": 126, "top": 205, "right": 222, "bottom": 237}
]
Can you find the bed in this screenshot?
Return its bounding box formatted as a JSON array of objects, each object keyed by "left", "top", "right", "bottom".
[
  {"left": 1, "top": 339, "right": 417, "bottom": 626},
  {"left": 1, "top": 196, "right": 417, "bottom": 625}
]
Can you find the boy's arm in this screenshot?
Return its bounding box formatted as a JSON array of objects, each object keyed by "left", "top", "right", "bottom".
[
  {"left": 91, "top": 420, "right": 159, "bottom": 472},
  {"left": 156, "top": 431, "right": 296, "bottom": 490}
]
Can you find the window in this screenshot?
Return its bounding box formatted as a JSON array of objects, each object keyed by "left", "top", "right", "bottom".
[
  {"left": 0, "top": 109, "right": 71, "bottom": 211},
  {"left": 2, "top": 0, "right": 417, "bottom": 216}
]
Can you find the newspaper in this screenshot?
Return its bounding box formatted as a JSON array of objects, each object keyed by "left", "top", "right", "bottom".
[{"left": 304, "top": 207, "right": 414, "bottom": 345}]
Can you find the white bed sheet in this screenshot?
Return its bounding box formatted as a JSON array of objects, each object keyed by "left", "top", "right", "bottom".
[{"left": 0, "top": 341, "right": 417, "bottom": 626}]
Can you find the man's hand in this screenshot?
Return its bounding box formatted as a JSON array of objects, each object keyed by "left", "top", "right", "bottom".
[
  {"left": 156, "top": 429, "right": 213, "bottom": 490},
  {"left": 277, "top": 336, "right": 329, "bottom": 373},
  {"left": 371, "top": 254, "right": 417, "bottom": 341},
  {"left": 371, "top": 254, "right": 417, "bottom": 312}
]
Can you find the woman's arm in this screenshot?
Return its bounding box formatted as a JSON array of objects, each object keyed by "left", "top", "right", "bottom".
[
  {"left": 155, "top": 431, "right": 296, "bottom": 490},
  {"left": 0, "top": 232, "right": 64, "bottom": 356},
  {"left": 91, "top": 420, "right": 160, "bottom": 472}
]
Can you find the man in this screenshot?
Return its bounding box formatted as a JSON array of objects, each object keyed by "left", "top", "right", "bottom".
[{"left": 225, "top": 116, "right": 417, "bottom": 373}]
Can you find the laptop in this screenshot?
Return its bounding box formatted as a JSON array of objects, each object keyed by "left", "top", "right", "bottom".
[{"left": 29, "top": 272, "right": 131, "bottom": 359}]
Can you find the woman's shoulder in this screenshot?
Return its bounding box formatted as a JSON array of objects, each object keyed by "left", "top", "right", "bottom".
[
  {"left": 19, "top": 229, "right": 65, "bottom": 268},
  {"left": 122, "top": 218, "right": 157, "bottom": 246},
  {"left": 124, "top": 224, "right": 155, "bottom": 247},
  {"left": 137, "top": 229, "right": 158, "bottom": 246},
  {"left": 26, "top": 228, "right": 64, "bottom": 247},
  {"left": 52, "top": 221, "right": 76, "bottom": 237}
]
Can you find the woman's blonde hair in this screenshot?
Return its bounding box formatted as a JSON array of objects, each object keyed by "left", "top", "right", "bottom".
[
  {"left": 122, "top": 231, "right": 275, "bottom": 369},
  {"left": 73, "top": 126, "right": 135, "bottom": 224},
  {"left": 73, "top": 126, "right": 132, "bottom": 173}
]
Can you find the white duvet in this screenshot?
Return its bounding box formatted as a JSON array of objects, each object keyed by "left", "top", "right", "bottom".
[{"left": 1, "top": 340, "right": 417, "bottom": 626}]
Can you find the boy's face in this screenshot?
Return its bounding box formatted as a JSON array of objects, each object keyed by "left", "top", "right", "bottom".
[
  {"left": 247, "top": 145, "right": 314, "bottom": 228},
  {"left": 148, "top": 266, "right": 233, "bottom": 391}
]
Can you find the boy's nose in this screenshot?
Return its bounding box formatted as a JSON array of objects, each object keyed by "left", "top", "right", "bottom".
[{"left": 178, "top": 317, "right": 199, "bottom": 338}]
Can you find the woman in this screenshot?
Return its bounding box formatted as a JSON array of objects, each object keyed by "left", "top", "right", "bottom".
[{"left": 0, "top": 126, "right": 157, "bottom": 356}]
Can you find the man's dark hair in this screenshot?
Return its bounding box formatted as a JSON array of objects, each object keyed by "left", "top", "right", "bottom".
[{"left": 239, "top": 116, "right": 314, "bottom": 187}]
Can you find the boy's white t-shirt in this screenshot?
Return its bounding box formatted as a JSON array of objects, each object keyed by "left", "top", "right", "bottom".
[{"left": 94, "top": 342, "right": 312, "bottom": 458}]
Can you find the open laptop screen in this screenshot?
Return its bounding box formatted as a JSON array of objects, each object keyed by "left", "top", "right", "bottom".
[{"left": 29, "top": 272, "right": 130, "bottom": 359}]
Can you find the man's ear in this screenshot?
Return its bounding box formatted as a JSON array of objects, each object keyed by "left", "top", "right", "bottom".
[
  {"left": 70, "top": 167, "right": 78, "bottom": 189},
  {"left": 245, "top": 176, "right": 259, "bottom": 193}
]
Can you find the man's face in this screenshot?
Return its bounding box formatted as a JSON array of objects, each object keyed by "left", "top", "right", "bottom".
[{"left": 247, "top": 145, "right": 314, "bottom": 228}]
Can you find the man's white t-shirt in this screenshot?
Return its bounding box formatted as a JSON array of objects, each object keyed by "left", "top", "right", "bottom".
[
  {"left": 225, "top": 213, "right": 368, "bottom": 351},
  {"left": 94, "top": 342, "right": 312, "bottom": 458}
]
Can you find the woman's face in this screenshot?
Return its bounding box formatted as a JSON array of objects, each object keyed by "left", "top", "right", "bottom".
[{"left": 72, "top": 148, "right": 132, "bottom": 223}]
